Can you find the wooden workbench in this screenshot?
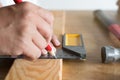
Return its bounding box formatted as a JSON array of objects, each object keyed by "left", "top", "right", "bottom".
[
  {"left": 63, "top": 11, "right": 120, "bottom": 80},
  {"left": 1, "top": 11, "right": 120, "bottom": 80}
]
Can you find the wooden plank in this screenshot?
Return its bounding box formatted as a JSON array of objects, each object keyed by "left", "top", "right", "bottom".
[
  {"left": 62, "top": 11, "right": 120, "bottom": 80},
  {"left": 5, "top": 59, "right": 62, "bottom": 80},
  {"left": 5, "top": 11, "right": 65, "bottom": 80}
]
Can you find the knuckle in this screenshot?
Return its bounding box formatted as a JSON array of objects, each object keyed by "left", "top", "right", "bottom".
[
  {"left": 21, "top": 11, "right": 33, "bottom": 20},
  {"left": 22, "top": 25, "right": 30, "bottom": 32},
  {"left": 19, "top": 25, "right": 30, "bottom": 36},
  {"left": 20, "top": 3, "right": 33, "bottom": 20}
]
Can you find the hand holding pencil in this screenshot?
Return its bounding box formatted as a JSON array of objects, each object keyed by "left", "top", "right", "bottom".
[
  {"left": 14, "top": 0, "right": 60, "bottom": 59},
  {"left": 0, "top": 0, "right": 60, "bottom": 60}
]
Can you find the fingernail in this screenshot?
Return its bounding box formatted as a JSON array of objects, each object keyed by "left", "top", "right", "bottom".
[
  {"left": 55, "top": 39, "right": 61, "bottom": 46},
  {"left": 42, "top": 49, "right": 48, "bottom": 55}
]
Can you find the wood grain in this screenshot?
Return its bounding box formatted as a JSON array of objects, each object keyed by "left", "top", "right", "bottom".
[
  {"left": 5, "top": 59, "right": 62, "bottom": 80},
  {"left": 62, "top": 11, "right": 120, "bottom": 80},
  {"left": 5, "top": 11, "right": 65, "bottom": 80}
]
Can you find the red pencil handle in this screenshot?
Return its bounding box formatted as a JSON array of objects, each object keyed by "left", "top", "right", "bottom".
[{"left": 45, "top": 45, "right": 52, "bottom": 51}]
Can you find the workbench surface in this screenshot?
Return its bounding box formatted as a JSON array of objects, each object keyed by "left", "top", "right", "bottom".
[
  {"left": 1, "top": 11, "right": 120, "bottom": 80},
  {"left": 63, "top": 11, "right": 120, "bottom": 80}
]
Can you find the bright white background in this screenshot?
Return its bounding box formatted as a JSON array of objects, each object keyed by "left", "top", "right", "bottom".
[{"left": 0, "top": 0, "right": 118, "bottom": 10}]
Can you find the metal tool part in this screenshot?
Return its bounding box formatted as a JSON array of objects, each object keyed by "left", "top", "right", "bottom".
[
  {"left": 101, "top": 46, "right": 120, "bottom": 63},
  {"left": 0, "top": 34, "right": 86, "bottom": 60}
]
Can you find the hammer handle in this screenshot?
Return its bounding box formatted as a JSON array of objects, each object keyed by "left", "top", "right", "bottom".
[{"left": 94, "top": 10, "right": 120, "bottom": 40}]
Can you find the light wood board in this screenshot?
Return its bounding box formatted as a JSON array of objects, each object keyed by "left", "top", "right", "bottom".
[
  {"left": 5, "top": 59, "right": 62, "bottom": 80},
  {"left": 62, "top": 11, "right": 120, "bottom": 80},
  {"left": 5, "top": 11, "right": 65, "bottom": 80}
]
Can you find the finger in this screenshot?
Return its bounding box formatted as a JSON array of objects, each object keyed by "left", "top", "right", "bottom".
[
  {"left": 41, "top": 49, "right": 48, "bottom": 56},
  {"left": 52, "top": 35, "right": 61, "bottom": 47},
  {"left": 32, "top": 30, "right": 48, "bottom": 49},
  {"left": 23, "top": 41, "right": 41, "bottom": 60},
  {"left": 37, "top": 8, "right": 54, "bottom": 26},
  {"left": 32, "top": 15, "right": 53, "bottom": 42}
]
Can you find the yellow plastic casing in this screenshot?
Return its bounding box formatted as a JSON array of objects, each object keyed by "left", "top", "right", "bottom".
[{"left": 65, "top": 34, "right": 81, "bottom": 46}]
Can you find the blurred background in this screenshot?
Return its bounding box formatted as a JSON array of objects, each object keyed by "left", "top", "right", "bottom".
[{"left": 0, "top": 0, "right": 118, "bottom": 10}]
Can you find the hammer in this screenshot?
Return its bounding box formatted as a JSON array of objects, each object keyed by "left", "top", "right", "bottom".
[{"left": 94, "top": 10, "right": 120, "bottom": 63}]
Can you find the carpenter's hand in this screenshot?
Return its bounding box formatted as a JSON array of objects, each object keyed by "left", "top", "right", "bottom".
[{"left": 0, "top": 2, "right": 60, "bottom": 60}]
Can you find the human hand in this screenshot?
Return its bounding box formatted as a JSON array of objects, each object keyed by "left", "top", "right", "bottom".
[{"left": 0, "top": 2, "right": 60, "bottom": 60}]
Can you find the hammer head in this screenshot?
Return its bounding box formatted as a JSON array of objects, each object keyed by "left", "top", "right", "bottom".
[{"left": 101, "top": 46, "right": 120, "bottom": 63}]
